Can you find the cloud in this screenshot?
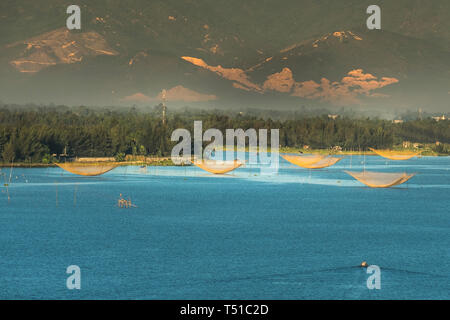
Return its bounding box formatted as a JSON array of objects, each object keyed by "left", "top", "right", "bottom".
[
  {"left": 122, "top": 86, "right": 217, "bottom": 103},
  {"left": 291, "top": 80, "right": 321, "bottom": 97},
  {"left": 181, "top": 56, "right": 262, "bottom": 92},
  {"left": 181, "top": 56, "right": 399, "bottom": 105},
  {"left": 292, "top": 69, "right": 399, "bottom": 104},
  {"left": 262, "top": 68, "right": 295, "bottom": 93}
]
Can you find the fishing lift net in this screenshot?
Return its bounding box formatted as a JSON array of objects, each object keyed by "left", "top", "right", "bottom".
[
  {"left": 55, "top": 162, "right": 119, "bottom": 176},
  {"left": 299, "top": 157, "right": 342, "bottom": 169},
  {"left": 345, "top": 171, "right": 415, "bottom": 188},
  {"left": 192, "top": 159, "right": 243, "bottom": 174},
  {"left": 281, "top": 154, "right": 325, "bottom": 167},
  {"left": 281, "top": 154, "right": 341, "bottom": 169},
  {"left": 369, "top": 148, "right": 420, "bottom": 160}
]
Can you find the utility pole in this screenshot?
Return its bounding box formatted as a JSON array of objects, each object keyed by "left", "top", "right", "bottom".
[{"left": 161, "top": 89, "right": 167, "bottom": 125}]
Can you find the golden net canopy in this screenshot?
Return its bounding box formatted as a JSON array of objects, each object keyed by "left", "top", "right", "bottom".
[
  {"left": 281, "top": 154, "right": 341, "bottom": 169},
  {"left": 369, "top": 148, "right": 420, "bottom": 160},
  {"left": 192, "top": 159, "right": 243, "bottom": 174},
  {"left": 55, "top": 162, "right": 119, "bottom": 176},
  {"left": 299, "top": 157, "right": 342, "bottom": 169},
  {"left": 345, "top": 171, "right": 415, "bottom": 188},
  {"left": 281, "top": 154, "right": 326, "bottom": 167}
]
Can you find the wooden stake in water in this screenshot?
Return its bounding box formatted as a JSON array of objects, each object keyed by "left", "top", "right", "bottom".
[
  {"left": 73, "top": 184, "right": 78, "bottom": 206},
  {"left": 55, "top": 181, "right": 58, "bottom": 207},
  {"left": 2, "top": 172, "right": 11, "bottom": 203},
  {"left": 9, "top": 161, "right": 13, "bottom": 186},
  {"left": 350, "top": 148, "right": 353, "bottom": 169},
  {"left": 5, "top": 160, "right": 13, "bottom": 202}
]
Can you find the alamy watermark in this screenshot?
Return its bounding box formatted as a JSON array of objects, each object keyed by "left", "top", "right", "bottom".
[
  {"left": 367, "top": 5, "right": 381, "bottom": 30},
  {"left": 66, "top": 265, "right": 81, "bottom": 290},
  {"left": 366, "top": 265, "right": 381, "bottom": 290},
  {"left": 66, "top": 5, "right": 81, "bottom": 30},
  {"left": 65, "top": 5, "right": 380, "bottom": 31}
]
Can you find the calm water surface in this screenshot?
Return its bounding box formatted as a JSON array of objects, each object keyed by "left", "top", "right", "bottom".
[{"left": 0, "top": 155, "right": 449, "bottom": 299}]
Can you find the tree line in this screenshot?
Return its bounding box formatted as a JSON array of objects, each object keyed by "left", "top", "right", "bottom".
[{"left": 0, "top": 105, "right": 449, "bottom": 163}]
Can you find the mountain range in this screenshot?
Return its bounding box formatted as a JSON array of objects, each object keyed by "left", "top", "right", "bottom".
[{"left": 0, "top": 0, "right": 449, "bottom": 113}]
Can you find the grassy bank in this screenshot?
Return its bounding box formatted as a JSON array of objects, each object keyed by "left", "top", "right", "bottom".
[
  {"left": 0, "top": 158, "right": 178, "bottom": 168},
  {"left": 280, "top": 147, "right": 447, "bottom": 156},
  {"left": 1, "top": 146, "right": 448, "bottom": 168},
  {"left": 220, "top": 145, "right": 449, "bottom": 156}
]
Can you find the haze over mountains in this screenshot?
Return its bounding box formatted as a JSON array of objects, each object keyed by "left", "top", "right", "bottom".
[{"left": 0, "top": 0, "right": 449, "bottom": 113}]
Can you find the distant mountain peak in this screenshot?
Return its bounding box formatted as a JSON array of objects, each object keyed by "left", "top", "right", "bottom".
[
  {"left": 279, "top": 30, "right": 363, "bottom": 54},
  {"left": 122, "top": 86, "right": 217, "bottom": 103},
  {"left": 7, "top": 28, "right": 118, "bottom": 73}
]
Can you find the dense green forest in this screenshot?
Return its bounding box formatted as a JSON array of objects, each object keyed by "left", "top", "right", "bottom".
[{"left": 0, "top": 105, "right": 449, "bottom": 163}]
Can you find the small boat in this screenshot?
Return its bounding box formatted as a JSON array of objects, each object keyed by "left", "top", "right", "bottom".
[{"left": 117, "top": 194, "right": 137, "bottom": 208}]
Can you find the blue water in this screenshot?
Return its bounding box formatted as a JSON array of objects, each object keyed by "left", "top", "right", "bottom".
[{"left": 0, "top": 155, "right": 449, "bottom": 299}]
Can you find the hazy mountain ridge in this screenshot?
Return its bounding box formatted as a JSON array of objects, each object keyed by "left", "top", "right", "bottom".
[{"left": 0, "top": 0, "right": 448, "bottom": 111}]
